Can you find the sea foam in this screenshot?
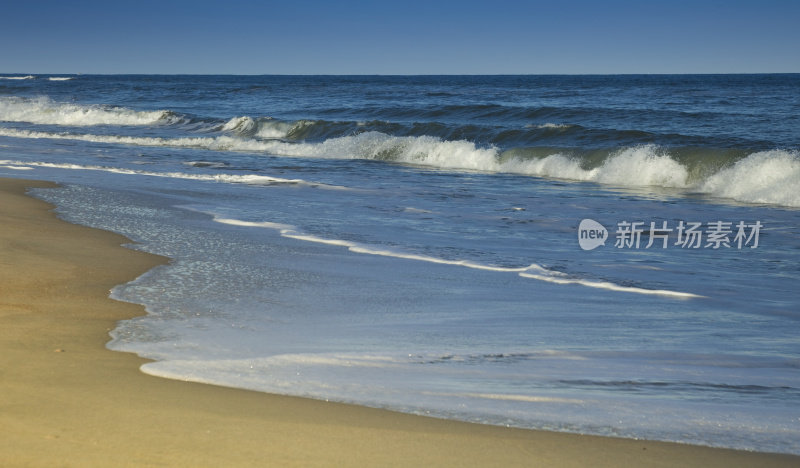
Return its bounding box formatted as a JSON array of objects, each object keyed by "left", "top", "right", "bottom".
[
  {"left": 0, "top": 158, "right": 349, "bottom": 190},
  {"left": 0, "top": 97, "right": 173, "bottom": 126},
  {"left": 213, "top": 216, "right": 701, "bottom": 298},
  {"left": 698, "top": 150, "right": 800, "bottom": 207}
]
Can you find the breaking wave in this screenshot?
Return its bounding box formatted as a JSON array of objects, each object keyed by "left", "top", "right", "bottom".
[
  {"left": 0, "top": 125, "right": 797, "bottom": 208},
  {"left": 219, "top": 116, "right": 310, "bottom": 139},
  {"left": 0, "top": 97, "right": 176, "bottom": 126},
  {"left": 697, "top": 150, "right": 800, "bottom": 207}
]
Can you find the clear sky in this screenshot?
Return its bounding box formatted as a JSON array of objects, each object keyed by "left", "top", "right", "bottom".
[{"left": 1, "top": 0, "right": 798, "bottom": 75}]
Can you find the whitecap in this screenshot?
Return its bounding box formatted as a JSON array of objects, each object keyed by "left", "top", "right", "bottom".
[
  {"left": 0, "top": 96, "right": 172, "bottom": 126},
  {"left": 2, "top": 125, "right": 796, "bottom": 208},
  {"left": 698, "top": 150, "right": 800, "bottom": 207}
]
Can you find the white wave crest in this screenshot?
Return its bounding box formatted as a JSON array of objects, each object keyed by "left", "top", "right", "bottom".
[
  {"left": 257, "top": 119, "right": 298, "bottom": 139},
  {"left": 48, "top": 77, "right": 74, "bottom": 81},
  {"left": 0, "top": 75, "right": 35, "bottom": 80},
  {"left": 525, "top": 123, "right": 573, "bottom": 129},
  {"left": 698, "top": 150, "right": 800, "bottom": 207},
  {"left": 0, "top": 128, "right": 500, "bottom": 169},
  {"left": 259, "top": 135, "right": 689, "bottom": 191},
  {"left": 1, "top": 125, "right": 797, "bottom": 208},
  {"left": 0, "top": 97, "right": 172, "bottom": 126},
  {"left": 221, "top": 116, "right": 256, "bottom": 134},
  {"left": 504, "top": 147, "right": 800, "bottom": 207},
  {"left": 221, "top": 116, "right": 311, "bottom": 139},
  {"left": 501, "top": 145, "right": 689, "bottom": 187},
  {"left": 259, "top": 132, "right": 502, "bottom": 170}
]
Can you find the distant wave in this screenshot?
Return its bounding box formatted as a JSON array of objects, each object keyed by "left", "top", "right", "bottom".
[
  {"left": 217, "top": 115, "right": 600, "bottom": 147},
  {"left": 525, "top": 122, "right": 574, "bottom": 130},
  {"left": 0, "top": 75, "right": 35, "bottom": 80},
  {"left": 0, "top": 97, "right": 746, "bottom": 148},
  {"left": 0, "top": 97, "right": 176, "bottom": 126},
  {"left": 47, "top": 76, "right": 74, "bottom": 81},
  {"left": 213, "top": 216, "right": 701, "bottom": 299},
  {"left": 1, "top": 126, "right": 797, "bottom": 208}
]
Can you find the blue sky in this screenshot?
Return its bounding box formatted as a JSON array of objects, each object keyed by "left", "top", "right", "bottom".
[{"left": 1, "top": 0, "right": 798, "bottom": 74}]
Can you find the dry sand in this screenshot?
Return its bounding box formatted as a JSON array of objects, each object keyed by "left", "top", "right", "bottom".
[{"left": 1, "top": 177, "right": 797, "bottom": 467}]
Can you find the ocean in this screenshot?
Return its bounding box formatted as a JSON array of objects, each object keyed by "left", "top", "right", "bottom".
[{"left": 1, "top": 74, "right": 798, "bottom": 454}]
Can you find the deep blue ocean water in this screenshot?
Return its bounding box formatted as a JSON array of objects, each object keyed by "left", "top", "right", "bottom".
[{"left": 1, "top": 74, "right": 799, "bottom": 453}]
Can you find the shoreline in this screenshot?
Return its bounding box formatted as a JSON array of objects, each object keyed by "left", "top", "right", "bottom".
[{"left": 1, "top": 177, "right": 797, "bottom": 467}]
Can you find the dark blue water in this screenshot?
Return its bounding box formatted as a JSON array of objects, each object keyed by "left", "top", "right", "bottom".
[
  {"left": 3, "top": 74, "right": 799, "bottom": 148},
  {"left": 1, "top": 74, "right": 799, "bottom": 453}
]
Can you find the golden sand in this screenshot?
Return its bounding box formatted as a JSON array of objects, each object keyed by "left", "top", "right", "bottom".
[{"left": 1, "top": 178, "right": 797, "bottom": 467}]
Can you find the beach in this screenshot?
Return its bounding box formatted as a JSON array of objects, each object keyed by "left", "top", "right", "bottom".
[{"left": 0, "top": 177, "right": 797, "bottom": 467}]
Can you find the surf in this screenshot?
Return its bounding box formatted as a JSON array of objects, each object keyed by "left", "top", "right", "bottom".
[
  {"left": 2, "top": 123, "right": 797, "bottom": 208},
  {"left": 0, "top": 96, "right": 176, "bottom": 126}
]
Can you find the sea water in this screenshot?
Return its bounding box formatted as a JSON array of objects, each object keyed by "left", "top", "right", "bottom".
[{"left": 1, "top": 74, "right": 798, "bottom": 453}]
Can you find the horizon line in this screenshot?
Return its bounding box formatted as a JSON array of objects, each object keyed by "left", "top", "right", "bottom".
[{"left": 3, "top": 72, "right": 800, "bottom": 77}]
